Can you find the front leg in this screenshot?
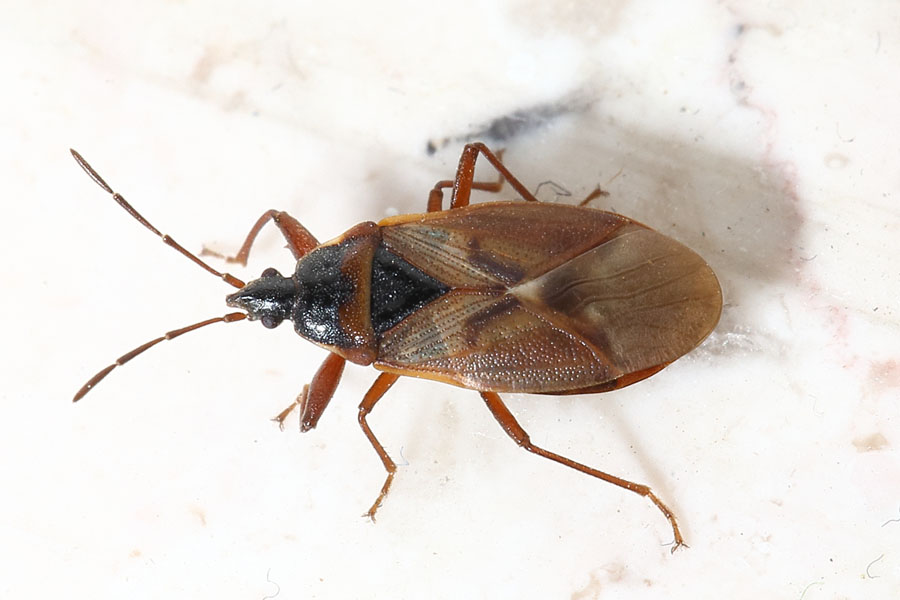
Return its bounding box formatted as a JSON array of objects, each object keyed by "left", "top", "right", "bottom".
[
  {"left": 272, "top": 352, "right": 346, "bottom": 431},
  {"left": 203, "top": 209, "right": 320, "bottom": 265}
]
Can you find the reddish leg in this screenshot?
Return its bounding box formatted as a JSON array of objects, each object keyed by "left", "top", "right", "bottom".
[
  {"left": 203, "top": 209, "right": 320, "bottom": 266},
  {"left": 578, "top": 186, "right": 610, "bottom": 206},
  {"left": 272, "top": 352, "right": 346, "bottom": 431},
  {"left": 357, "top": 373, "right": 401, "bottom": 520},
  {"left": 480, "top": 391, "right": 686, "bottom": 552},
  {"left": 428, "top": 145, "right": 524, "bottom": 212},
  {"left": 428, "top": 143, "right": 611, "bottom": 212}
]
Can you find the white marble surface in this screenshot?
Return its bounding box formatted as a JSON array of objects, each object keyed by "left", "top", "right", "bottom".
[{"left": 2, "top": 1, "right": 899, "bottom": 598}]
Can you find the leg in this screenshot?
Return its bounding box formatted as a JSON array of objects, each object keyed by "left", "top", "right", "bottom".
[
  {"left": 428, "top": 144, "right": 538, "bottom": 212},
  {"left": 534, "top": 181, "right": 610, "bottom": 206},
  {"left": 203, "top": 209, "right": 320, "bottom": 266},
  {"left": 480, "top": 392, "right": 686, "bottom": 552},
  {"left": 427, "top": 143, "right": 612, "bottom": 212},
  {"left": 272, "top": 352, "right": 346, "bottom": 431},
  {"left": 357, "top": 373, "right": 401, "bottom": 520},
  {"left": 578, "top": 186, "right": 610, "bottom": 206}
]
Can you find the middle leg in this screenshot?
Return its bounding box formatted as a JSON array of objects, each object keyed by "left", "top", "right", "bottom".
[{"left": 358, "top": 373, "right": 401, "bottom": 520}]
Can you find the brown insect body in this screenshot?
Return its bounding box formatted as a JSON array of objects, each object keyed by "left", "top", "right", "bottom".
[
  {"left": 72, "top": 143, "right": 722, "bottom": 552},
  {"left": 232, "top": 202, "right": 720, "bottom": 397}
]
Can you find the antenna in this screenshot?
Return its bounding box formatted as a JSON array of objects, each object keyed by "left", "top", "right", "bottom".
[
  {"left": 73, "top": 313, "right": 247, "bottom": 402},
  {"left": 70, "top": 149, "right": 245, "bottom": 289},
  {"left": 70, "top": 149, "right": 250, "bottom": 402}
]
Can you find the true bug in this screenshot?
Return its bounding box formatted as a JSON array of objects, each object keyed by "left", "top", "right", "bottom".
[{"left": 71, "top": 143, "right": 722, "bottom": 551}]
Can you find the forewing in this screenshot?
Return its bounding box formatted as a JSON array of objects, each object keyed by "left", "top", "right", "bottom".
[
  {"left": 376, "top": 204, "right": 722, "bottom": 394},
  {"left": 513, "top": 223, "right": 722, "bottom": 377},
  {"left": 375, "top": 290, "right": 619, "bottom": 393},
  {"left": 379, "top": 202, "right": 628, "bottom": 288}
]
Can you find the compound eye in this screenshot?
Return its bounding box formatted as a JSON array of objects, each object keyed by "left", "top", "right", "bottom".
[
  {"left": 261, "top": 315, "right": 282, "bottom": 329},
  {"left": 261, "top": 267, "right": 280, "bottom": 278}
]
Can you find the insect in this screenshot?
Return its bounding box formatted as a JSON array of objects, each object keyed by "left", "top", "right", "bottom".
[{"left": 71, "top": 143, "right": 722, "bottom": 551}]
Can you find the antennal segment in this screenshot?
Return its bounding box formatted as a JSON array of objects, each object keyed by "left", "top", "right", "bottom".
[
  {"left": 70, "top": 149, "right": 245, "bottom": 289},
  {"left": 73, "top": 312, "right": 248, "bottom": 402}
]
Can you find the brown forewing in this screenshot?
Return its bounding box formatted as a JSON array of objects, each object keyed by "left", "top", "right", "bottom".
[
  {"left": 378, "top": 202, "right": 628, "bottom": 288},
  {"left": 374, "top": 203, "right": 722, "bottom": 394}
]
